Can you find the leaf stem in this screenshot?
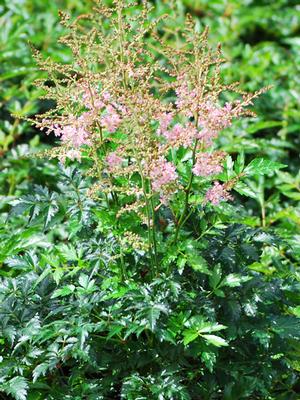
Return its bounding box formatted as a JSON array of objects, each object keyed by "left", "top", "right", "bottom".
[{"left": 174, "top": 139, "right": 198, "bottom": 243}]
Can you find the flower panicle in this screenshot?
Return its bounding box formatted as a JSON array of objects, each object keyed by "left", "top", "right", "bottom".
[{"left": 31, "top": 0, "right": 266, "bottom": 211}]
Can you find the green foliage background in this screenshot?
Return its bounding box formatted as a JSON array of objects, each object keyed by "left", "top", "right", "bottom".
[{"left": 0, "top": 0, "right": 300, "bottom": 399}]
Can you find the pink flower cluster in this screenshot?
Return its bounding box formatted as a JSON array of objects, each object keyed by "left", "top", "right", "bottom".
[
  {"left": 204, "top": 181, "right": 232, "bottom": 205},
  {"left": 157, "top": 112, "right": 173, "bottom": 135},
  {"left": 80, "top": 84, "right": 123, "bottom": 133},
  {"left": 150, "top": 157, "right": 178, "bottom": 192},
  {"left": 174, "top": 77, "right": 239, "bottom": 148},
  {"left": 197, "top": 102, "right": 234, "bottom": 146},
  {"left": 106, "top": 151, "right": 123, "bottom": 171},
  {"left": 81, "top": 84, "right": 108, "bottom": 110},
  {"left": 48, "top": 112, "right": 92, "bottom": 148},
  {"left": 165, "top": 123, "right": 197, "bottom": 148},
  {"left": 175, "top": 78, "right": 197, "bottom": 118},
  {"left": 156, "top": 113, "right": 196, "bottom": 148},
  {"left": 101, "top": 105, "right": 122, "bottom": 133},
  {"left": 41, "top": 84, "right": 125, "bottom": 148},
  {"left": 192, "top": 152, "right": 223, "bottom": 177}
]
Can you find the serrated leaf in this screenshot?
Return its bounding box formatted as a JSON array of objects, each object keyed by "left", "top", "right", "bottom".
[
  {"left": 32, "top": 363, "right": 49, "bottom": 383},
  {"left": 244, "top": 158, "right": 286, "bottom": 176},
  {"left": 44, "top": 203, "right": 59, "bottom": 229},
  {"left": 183, "top": 329, "right": 199, "bottom": 346},
  {"left": 220, "top": 273, "right": 251, "bottom": 288},
  {"left": 201, "top": 351, "right": 216, "bottom": 373},
  {"left": 142, "top": 304, "right": 168, "bottom": 332},
  {"left": 234, "top": 181, "right": 258, "bottom": 198},
  {"left": 57, "top": 244, "right": 78, "bottom": 261},
  {"left": 186, "top": 254, "right": 211, "bottom": 275},
  {"left": 209, "top": 265, "right": 222, "bottom": 289},
  {"left": 234, "top": 152, "right": 245, "bottom": 174},
  {"left": 2, "top": 376, "right": 28, "bottom": 400},
  {"left": 78, "top": 273, "right": 89, "bottom": 289},
  {"left": 51, "top": 284, "right": 75, "bottom": 298},
  {"left": 197, "top": 323, "right": 227, "bottom": 334},
  {"left": 202, "top": 334, "right": 229, "bottom": 347}
]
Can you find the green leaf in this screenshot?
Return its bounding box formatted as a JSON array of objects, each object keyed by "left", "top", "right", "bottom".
[
  {"left": 186, "top": 253, "right": 211, "bottom": 275},
  {"left": 220, "top": 273, "right": 251, "bottom": 288},
  {"left": 143, "top": 304, "right": 168, "bottom": 332},
  {"left": 246, "top": 120, "right": 282, "bottom": 134},
  {"left": 51, "top": 284, "right": 75, "bottom": 298},
  {"left": 57, "top": 244, "right": 78, "bottom": 261},
  {"left": 202, "top": 334, "right": 229, "bottom": 347},
  {"left": 34, "top": 267, "right": 52, "bottom": 288},
  {"left": 2, "top": 376, "right": 28, "bottom": 400},
  {"left": 233, "top": 181, "right": 258, "bottom": 199},
  {"left": 201, "top": 351, "right": 216, "bottom": 372},
  {"left": 107, "top": 324, "right": 123, "bottom": 339},
  {"left": 244, "top": 158, "right": 286, "bottom": 176},
  {"left": 290, "top": 306, "right": 300, "bottom": 318},
  {"left": 197, "top": 323, "right": 227, "bottom": 334},
  {"left": 183, "top": 329, "right": 199, "bottom": 346},
  {"left": 32, "top": 363, "right": 50, "bottom": 383},
  {"left": 234, "top": 152, "right": 245, "bottom": 174},
  {"left": 78, "top": 273, "right": 89, "bottom": 289},
  {"left": 209, "top": 265, "right": 222, "bottom": 289}
]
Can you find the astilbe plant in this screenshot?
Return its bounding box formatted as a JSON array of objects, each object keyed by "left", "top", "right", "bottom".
[
  {"left": 3, "top": 1, "right": 297, "bottom": 399},
  {"left": 33, "top": 0, "right": 266, "bottom": 275}
]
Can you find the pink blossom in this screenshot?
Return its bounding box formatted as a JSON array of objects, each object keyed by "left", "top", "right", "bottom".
[
  {"left": 157, "top": 112, "right": 173, "bottom": 135},
  {"left": 150, "top": 158, "right": 178, "bottom": 192},
  {"left": 196, "top": 127, "right": 217, "bottom": 146},
  {"left": 163, "top": 123, "right": 181, "bottom": 140},
  {"left": 197, "top": 101, "right": 235, "bottom": 145},
  {"left": 175, "top": 77, "right": 197, "bottom": 117},
  {"left": 161, "top": 123, "right": 197, "bottom": 148},
  {"left": 174, "top": 77, "right": 237, "bottom": 146},
  {"left": 102, "top": 91, "right": 111, "bottom": 102},
  {"left": 80, "top": 83, "right": 105, "bottom": 110},
  {"left": 48, "top": 123, "right": 62, "bottom": 137},
  {"left": 66, "top": 149, "right": 82, "bottom": 162},
  {"left": 204, "top": 181, "right": 232, "bottom": 205},
  {"left": 106, "top": 151, "right": 123, "bottom": 170},
  {"left": 47, "top": 113, "right": 92, "bottom": 148},
  {"left": 192, "top": 152, "right": 223, "bottom": 177},
  {"left": 60, "top": 125, "right": 90, "bottom": 147},
  {"left": 101, "top": 105, "right": 122, "bottom": 133}
]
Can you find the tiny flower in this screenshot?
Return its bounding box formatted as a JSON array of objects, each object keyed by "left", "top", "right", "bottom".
[
  {"left": 163, "top": 123, "right": 182, "bottom": 141},
  {"left": 192, "top": 152, "right": 224, "bottom": 177},
  {"left": 81, "top": 84, "right": 105, "bottom": 110},
  {"left": 60, "top": 125, "right": 90, "bottom": 147},
  {"left": 204, "top": 181, "right": 232, "bottom": 205},
  {"left": 66, "top": 149, "right": 82, "bottom": 162},
  {"left": 102, "top": 91, "right": 111, "bottom": 102},
  {"left": 197, "top": 101, "right": 236, "bottom": 146},
  {"left": 156, "top": 112, "right": 173, "bottom": 135},
  {"left": 175, "top": 76, "right": 197, "bottom": 117},
  {"left": 106, "top": 151, "right": 123, "bottom": 170},
  {"left": 101, "top": 105, "right": 122, "bottom": 133},
  {"left": 161, "top": 123, "right": 196, "bottom": 148},
  {"left": 150, "top": 157, "right": 178, "bottom": 192}
]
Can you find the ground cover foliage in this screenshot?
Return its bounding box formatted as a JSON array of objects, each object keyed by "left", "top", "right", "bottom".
[{"left": 0, "top": 0, "right": 300, "bottom": 399}]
